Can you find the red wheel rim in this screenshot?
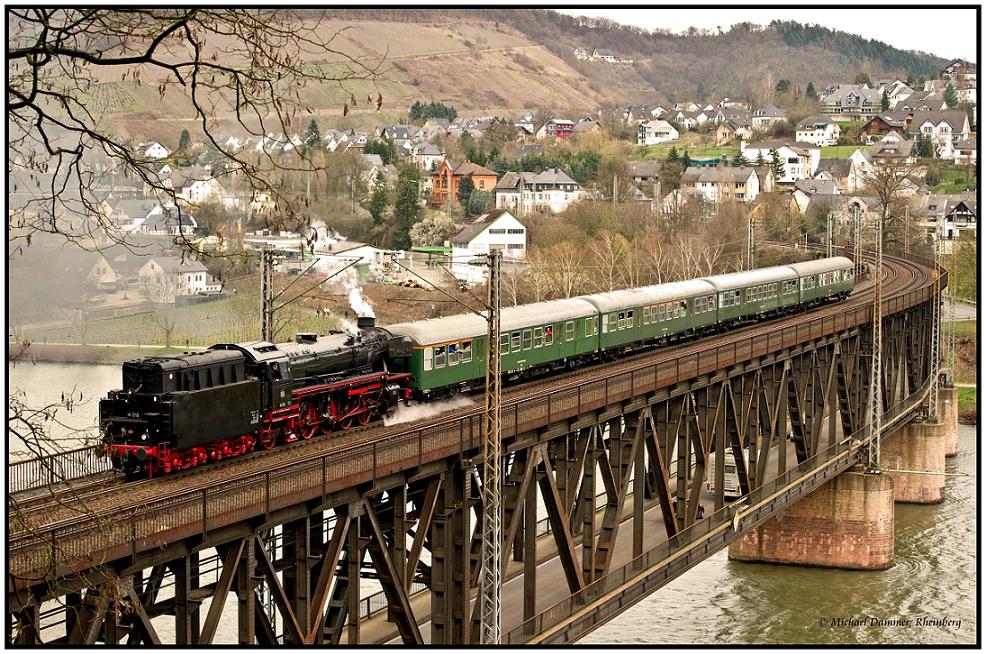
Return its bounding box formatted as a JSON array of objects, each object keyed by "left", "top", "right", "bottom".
[
  {"left": 261, "top": 428, "right": 278, "bottom": 450},
  {"left": 299, "top": 403, "right": 319, "bottom": 440},
  {"left": 357, "top": 407, "right": 371, "bottom": 426}
]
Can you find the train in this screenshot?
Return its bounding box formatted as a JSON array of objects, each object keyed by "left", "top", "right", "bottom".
[{"left": 100, "top": 256, "right": 854, "bottom": 477}]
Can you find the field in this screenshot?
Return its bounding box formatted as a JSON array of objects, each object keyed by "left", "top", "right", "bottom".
[
  {"left": 957, "top": 386, "right": 976, "bottom": 423},
  {"left": 819, "top": 145, "right": 860, "bottom": 158},
  {"left": 631, "top": 142, "right": 737, "bottom": 161},
  {"left": 951, "top": 319, "right": 976, "bottom": 386},
  {"left": 932, "top": 168, "right": 976, "bottom": 195}
]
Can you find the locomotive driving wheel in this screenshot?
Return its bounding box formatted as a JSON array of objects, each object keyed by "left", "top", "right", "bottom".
[
  {"left": 259, "top": 426, "right": 280, "bottom": 450},
  {"left": 298, "top": 401, "right": 320, "bottom": 440}
]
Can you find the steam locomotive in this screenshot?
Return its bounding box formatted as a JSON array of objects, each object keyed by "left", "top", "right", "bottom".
[{"left": 100, "top": 316, "right": 414, "bottom": 477}]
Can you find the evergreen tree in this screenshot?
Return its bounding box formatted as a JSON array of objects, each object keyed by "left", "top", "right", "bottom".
[
  {"left": 805, "top": 82, "right": 818, "bottom": 100},
  {"left": 854, "top": 72, "right": 871, "bottom": 86},
  {"left": 680, "top": 149, "right": 691, "bottom": 168},
  {"left": 368, "top": 172, "right": 389, "bottom": 226},
  {"left": 755, "top": 151, "right": 767, "bottom": 167},
  {"left": 881, "top": 90, "right": 890, "bottom": 112},
  {"left": 775, "top": 79, "right": 790, "bottom": 94},
  {"left": 666, "top": 146, "right": 680, "bottom": 163},
  {"left": 732, "top": 151, "right": 750, "bottom": 167},
  {"left": 467, "top": 190, "right": 493, "bottom": 215},
  {"left": 178, "top": 128, "right": 191, "bottom": 151},
  {"left": 769, "top": 149, "right": 785, "bottom": 180},
  {"left": 944, "top": 83, "right": 959, "bottom": 109},
  {"left": 391, "top": 164, "right": 422, "bottom": 250},
  {"left": 305, "top": 118, "right": 321, "bottom": 149},
  {"left": 456, "top": 174, "right": 475, "bottom": 205},
  {"left": 917, "top": 134, "right": 935, "bottom": 158}
]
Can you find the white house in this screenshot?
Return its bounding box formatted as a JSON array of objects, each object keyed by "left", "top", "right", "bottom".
[
  {"left": 143, "top": 142, "right": 170, "bottom": 159},
  {"left": 591, "top": 48, "right": 616, "bottom": 63},
  {"left": 494, "top": 169, "right": 582, "bottom": 214},
  {"left": 128, "top": 203, "right": 198, "bottom": 236},
  {"left": 906, "top": 111, "right": 971, "bottom": 158},
  {"left": 953, "top": 139, "right": 977, "bottom": 166},
  {"left": 846, "top": 148, "right": 875, "bottom": 192},
  {"left": 795, "top": 115, "right": 842, "bottom": 147},
  {"left": 637, "top": 119, "right": 679, "bottom": 145},
  {"left": 138, "top": 257, "right": 217, "bottom": 303},
  {"left": 412, "top": 142, "right": 444, "bottom": 172},
  {"left": 752, "top": 104, "right": 788, "bottom": 131},
  {"left": 450, "top": 209, "right": 527, "bottom": 283},
  {"left": 741, "top": 140, "right": 820, "bottom": 184},
  {"left": 679, "top": 165, "right": 760, "bottom": 203}
]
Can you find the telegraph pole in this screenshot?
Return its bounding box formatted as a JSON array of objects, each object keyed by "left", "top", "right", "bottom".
[
  {"left": 946, "top": 241, "right": 956, "bottom": 380},
  {"left": 826, "top": 211, "right": 834, "bottom": 258},
  {"left": 479, "top": 248, "right": 502, "bottom": 644},
  {"left": 928, "top": 227, "right": 942, "bottom": 418},
  {"left": 866, "top": 218, "right": 883, "bottom": 469},
  {"left": 746, "top": 216, "right": 755, "bottom": 270},
  {"left": 261, "top": 244, "right": 275, "bottom": 342},
  {"left": 852, "top": 204, "right": 863, "bottom": 278},
  {"left": 903, "top": 205, "right": 910, "bottom": 256}
]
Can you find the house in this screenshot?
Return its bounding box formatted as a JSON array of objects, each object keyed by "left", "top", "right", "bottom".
[
  {"left": 626, "top": 160, "right": 662, "bottom": 184},
  {"left": 820, "top": 85, "right": 882, "bottom": 117},
  {"left": 906, "top": 111, "right": 971, "bottom": 157},
  {"left": 573, "top": 46, "right": 589, "bottom": 60},
  {"left": 572, "top": 118, "right": 602, "bottom": 135},
  {"left": 132, "top": 203, "right": 198, "bottom": 236},
  {"left": 86, "top": 247, "right": 146, "bottom": 292},
  {"left": 846, "top": 148, "right": 875, "bottom": 192},
  {"left": 109, "top": 199, "right": 158, "bottom": 230},
  {"left": 591, "top": 48, "right": 616, "bottom": 63},
  {"left": 660, "top": 187, "right": 710, "bottom": 219},
  {"left": 143, "top": 142, "right": 170, "bottom": 160},
  {"left": 412, "top": 142, "right": 444, "bottom": 172},
  {"left": 792, "top": 179, "right": 841, "bottom": 214},
  {"left": 752, "top": 104, "right": 788, "bottom": 131},
  {"left": 623, "top": 105, "right": 665, "bottom": 125},
  {"left": 494, "top": 168, "right": 582, "bottom": 214},
  {"left": 429, "top": 160, "right": 498, "bottom": 207},
  {"left": 896, "top": 90, "right": 948, "bottom": 113},
  {"left": 637, "top": 119, "right": 679, "bottom": 145},
  {"left": 450, "top": 209, "right": 527, "bottom": 283},
  {"left": 170, "top": 166, "right": 225, "bottom": 204},
  {"left": 138, "top": 257, "right": 217, "bottom": 303},
  {"left": 869, "top": 132, "right": 917, "bottom": 165},
  {"left": 952, "top": 139, "right": 977, "bottom": 166},
  {"left": 535, "top": 119, "right": 575, "bottom": 139},
  {"left": 861, "top": 112, "right": 912, "bottom": 142},
  {"left": 795, "top": 115, "right": 842, "bottom": 147},
  {"left": 913, "top": 193, "right": 977, "bottom": 241},
  {"left": 941, "top": 59, "right": 977, "bottom": 84},
  {"left": 741, "top": 140, "right": 820, "bottom": 184},
  {"left": 712, "top": 107, "right": 753, "bottom": 128},
  {"left": 679, "top": 165, "right": 760, "bottom": 203}
]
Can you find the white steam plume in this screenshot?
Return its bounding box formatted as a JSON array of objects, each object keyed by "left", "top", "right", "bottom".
[
  {"left": 349, "top": 286, "right": 375, "bottom": 318},
  {"left": 383, "top": 396, "right": 475, "bottom": 426}
]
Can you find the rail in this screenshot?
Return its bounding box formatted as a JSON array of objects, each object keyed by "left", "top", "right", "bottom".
[
  {"left": 8, "top": 255, "right": 938, "bottom": 583},
  {"left": 504, "top": 374, "right": 933, "bottom": 643}
]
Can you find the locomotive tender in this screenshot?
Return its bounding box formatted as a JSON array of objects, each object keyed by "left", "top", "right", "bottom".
[{"left": 101, "top": 257, "right": 853, "bottom": 477}]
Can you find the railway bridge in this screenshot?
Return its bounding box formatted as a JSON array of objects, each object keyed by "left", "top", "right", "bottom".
[{"left": 7, "top": 252, "right": 953, "bottom": 645}]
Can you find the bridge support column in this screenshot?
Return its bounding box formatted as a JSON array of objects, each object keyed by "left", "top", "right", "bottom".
[
  {"left": 882, "top": 419, "right": 946, "bottom": 504},
  {"left": 728, "top": 466, "right": 894, "bottom": 570},
  {"left": 940, "top": 386, "right": 959, "bottom": 457}
]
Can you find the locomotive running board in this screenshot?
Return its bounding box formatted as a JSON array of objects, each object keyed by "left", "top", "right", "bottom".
[{"left": 291, "top": 371, "right": 412, "bottom": 399}]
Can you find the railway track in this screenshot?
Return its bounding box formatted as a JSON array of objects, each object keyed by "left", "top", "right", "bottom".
[{"left": 8, "top": 252, "right": 929, "bottom": 534}]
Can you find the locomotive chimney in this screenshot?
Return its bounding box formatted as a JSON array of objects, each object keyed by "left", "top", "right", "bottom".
[{"left": 357, "top": 316, "right": 375, "bottom": 330}]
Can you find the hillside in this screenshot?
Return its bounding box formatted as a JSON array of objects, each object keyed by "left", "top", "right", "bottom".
[{"left": 64, "top": 9, "right": 950, "bottom": 139}]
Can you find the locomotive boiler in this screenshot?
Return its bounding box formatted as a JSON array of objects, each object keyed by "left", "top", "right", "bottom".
[{"left": 100, "top": 317, "right": 412, "bottom": 476}]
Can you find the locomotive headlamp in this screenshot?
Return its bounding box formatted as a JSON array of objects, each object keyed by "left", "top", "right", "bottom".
[{"left": 141, "top": 433, "right": 148, "bottom": 441}]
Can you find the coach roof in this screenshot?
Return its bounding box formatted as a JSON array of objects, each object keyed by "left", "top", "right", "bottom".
[
  {"left": 578, "top": 279, "right": 716, "bottom": 313},
  {"left": 699, "top": 266, "right": 797, "bottom": 292}
]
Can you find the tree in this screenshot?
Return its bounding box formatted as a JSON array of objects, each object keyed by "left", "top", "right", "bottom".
[
  {"left": 456, "top": 175, "right": 475, "bottom": 205},
  {"left": 680, "top": 149, "right": 692, "bottom": 168},
  {"left": 178, "top": 128, "right": 191, "bottom": 152},
  {"left": 732, "top": 151, "right": 750, "bottom": 167},
  {"left": 805, "top": 82, "right": 818, "bottom": 100},
  {"left": 769, "top": 149, "right": 785, "bottom": 180},
  {"left": 944, "top": 83, "right": 959, "bottom": 109},
  {"left": 368, "top": 173, "right": 389, "bottom": 226},
  {"left": 755, "top": 151, "right": 767, "bottom": 167},
  {"left": 666, "top": 147, "right": 680, "bottom": 163},
  {"left": 364, "top": 137, "right": 397, "bottom": 165},
  {"left": 775, "top": 79, "right": 790, "bottom": 94},
  {"left": 8, "top": 9, "right": 385, "bottom": 260},
  {"left": 881, "top": 90, "right": 890, "bottom": 112},
  {"left": 409, "top": 213, "right": 459, "bottom": 247},
  {"left": 391, "top": 164, "right": 422, "bottom": 249},
  {"left": 854, "top": 71, "right": 871, "bottom": 86},
  {"left": 863, "top": 160, "right": 918, "bottom": 253},
  {"left": 917, "top": 134, "right": 935, "bottom": 159},
  {"left": 467, "top": 190, "right": 493, "bottom": 215},
  {"left": 305, "top": 117, "right": 322, "bottom": 149}
]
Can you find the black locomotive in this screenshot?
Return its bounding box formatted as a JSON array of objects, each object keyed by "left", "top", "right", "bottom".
[{"left": 100, "top": 317, "right": 413, "bottom": 477}]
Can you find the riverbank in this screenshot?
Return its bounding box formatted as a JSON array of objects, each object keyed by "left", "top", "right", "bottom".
[
  {"left": 957, "top": 385, "right": 976, "bottom": 424},
  {"left": 8, "top": 341, "right": 201, "bottom": 365}
]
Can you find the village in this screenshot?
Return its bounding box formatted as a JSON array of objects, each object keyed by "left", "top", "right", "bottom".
[{"left": 8, "top": 58, "right": 977, "bottom": 346}]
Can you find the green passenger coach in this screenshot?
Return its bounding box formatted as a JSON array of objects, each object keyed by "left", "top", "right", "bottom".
[
  {"left": 385, "top": 298, "right": 598, "bottom": 395},
  {"left": 787, "top": 256, "right": 854, "bottom": 304}
]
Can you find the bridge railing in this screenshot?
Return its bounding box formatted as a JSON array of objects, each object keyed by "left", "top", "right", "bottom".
[
  {"left": 8, "top": 445, "right": 110, "bottom": 495},
  {"left": 9, "top": 262, "right": 937, "bottom": 582},
  {"left": 503, "top": 375, "right": 932, "bottom": 644}
]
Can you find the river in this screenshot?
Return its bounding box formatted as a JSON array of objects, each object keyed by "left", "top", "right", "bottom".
[{"left": 8, "top": 362, "right": 977, "bottom": 644}]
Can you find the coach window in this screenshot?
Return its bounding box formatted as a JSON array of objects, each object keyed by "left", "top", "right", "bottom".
[
  {"left": 745, "top": 288, "right": 753, "bottom": 303},
  {"left": 522, "top": 329, "right": 533, "bottom": 350},
  {"left": 448, "top": 343, "right": 459, "bottom": 366},
  {"left": 627, "top": 309, "right": 634, "bottom": 326},
  {"left": 461, "top": 341, "right": 472, "bottom": 363},
  {"left": 533, "top": 327, "right": 544, "bottom": 348},
  {"left": 565, "top": 321, "right": 575, "bottom": 341},
  {"left": 607, "top": 313, "right": 617, "bottom": 332},
  {"left": 643, "top": 306, "right": 650, "bottom": 324},
  {"left": 424, "top": 347, "right": 433, "bottom": 371},
  {"left": 585, "top": 318, "right": 594, "bottom": 337},
  {"left": 435, "top": 345, "right": 446, "bottom": 369},
  {"left": 709, "top": 295, "right": 716, "bottom": 310},
  {"left": 512, "top": 331, "right": 522, "bottom": 352},
  {"left": 500, "top": 334, "right": 510, "bottom": 355},
  {"left": 679, "top": 301, "right": 687, "bottom": 316},
  {"left": 545, "top": 325, "right": 553, "bottom": 345}
]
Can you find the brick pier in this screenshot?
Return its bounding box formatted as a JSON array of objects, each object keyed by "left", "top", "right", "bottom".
[
  {"left": 881, "top": 419, "right": 946, "bottom": 504},
  {"left": 728, "top": 466, "right": 894, "bottom": 570}
]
